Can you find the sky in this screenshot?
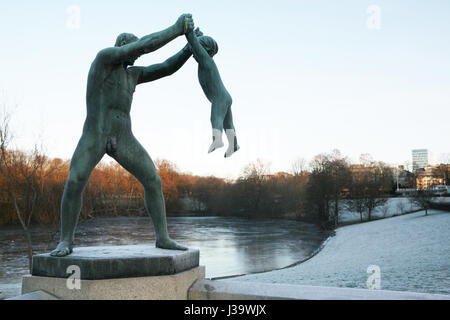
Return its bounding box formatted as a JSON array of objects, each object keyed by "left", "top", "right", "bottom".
[{"left": 0, "top": 0, "right": 449, "bottom": 178}]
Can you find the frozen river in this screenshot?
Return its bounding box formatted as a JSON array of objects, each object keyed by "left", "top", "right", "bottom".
[{"left": 0, "top": 216, "right": 329, "bottom": 299}]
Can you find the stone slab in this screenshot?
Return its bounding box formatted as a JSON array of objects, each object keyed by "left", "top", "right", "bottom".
[
  {"left": 23, "top": 266, "right": 205, "bottom": 300},
  {"left": 189, "top": 280, "right": 450, "bottom": 300},
  {"left": 6, "top": 290, "right": 60, "bottom": 300},
  {"left": 31, "top": 245, "right": 199, "bottom": 280}
]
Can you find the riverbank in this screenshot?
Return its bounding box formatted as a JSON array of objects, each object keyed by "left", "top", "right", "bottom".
[{"left": 230, "top": 209, "right": 450, "bottom": 295}]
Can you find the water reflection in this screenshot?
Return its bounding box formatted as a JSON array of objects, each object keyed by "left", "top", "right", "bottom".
[{"left": 174, "top": 217, "right": 329, "bottom": 277}]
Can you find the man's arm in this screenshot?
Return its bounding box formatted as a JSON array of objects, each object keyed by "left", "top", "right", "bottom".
[
  {"left": 134, "top": 44, "right": 192, "bottom": 84},
  {"left": 185, "top": 29, "right": 212, "bottom": 65},
  {"left": 97, "top": 14, "right": 194, "bottom": 65},
  {"left": 135, "top": 28, "right": 203, "bottom": 84}
]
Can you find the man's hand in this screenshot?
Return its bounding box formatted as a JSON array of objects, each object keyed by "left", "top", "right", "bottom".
[{"left": 176, "top": 13, "right": 194, "bottom": 35}]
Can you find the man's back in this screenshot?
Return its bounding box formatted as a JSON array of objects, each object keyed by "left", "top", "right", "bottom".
[{"left": 84, "top": 55, "right": 140, "bottom": 134}]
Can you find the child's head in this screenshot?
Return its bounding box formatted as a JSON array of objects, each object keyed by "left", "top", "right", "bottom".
[{"left": 198, "top": 36, "right": 218, "bottom": 57}]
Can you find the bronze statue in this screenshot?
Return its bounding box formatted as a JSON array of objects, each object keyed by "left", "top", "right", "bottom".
[
  {"left": 185, "top": 29, "right": 239, "bottom": 157},
  {"left": 51, "top": 14, "right": 196, "bottom": 256}
]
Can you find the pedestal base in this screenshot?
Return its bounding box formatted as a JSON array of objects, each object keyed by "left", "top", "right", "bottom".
[
  {"left": 22, "top": 266, "right": 205, "bottom": 300},
  {"left": 23, "top": 245, "right": 204, "bottom": 300},
  {"left": 31, "top": 245, "right": 200, "bottom": 279}
]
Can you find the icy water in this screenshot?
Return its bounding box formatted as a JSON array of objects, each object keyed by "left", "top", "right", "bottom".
[{"left": 0, "top": 216, "right": 329, "bottom": 299}]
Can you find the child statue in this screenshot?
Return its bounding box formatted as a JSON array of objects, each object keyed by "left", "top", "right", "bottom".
[{"left": 186, "top": 28, "right": 239, "bottom": 157}]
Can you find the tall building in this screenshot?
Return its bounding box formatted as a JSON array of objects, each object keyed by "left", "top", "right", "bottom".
[{"left": 412, "top": 149, "right": 428, "bottom": 171}]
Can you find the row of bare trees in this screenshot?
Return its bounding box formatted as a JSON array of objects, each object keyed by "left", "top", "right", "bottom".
[
  {"left": 0, "top": 144, "right": 398, "bottom": 229},
  {"left": 1, "top": 108, "right": 401, "bottom": 240},
  {"left": 304, "top": 151, "right": 394, "bottom": 228}
]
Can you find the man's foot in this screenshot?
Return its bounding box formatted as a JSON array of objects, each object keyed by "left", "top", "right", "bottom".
[
  {"left": 50, "top": 241, "right": 73, "bottom": 257},
  {"left": 208, "top": 129, "right": 224, "bottom": 153},
  {"left": 156, "top": 238, "right": 188, "bottom": 251}
]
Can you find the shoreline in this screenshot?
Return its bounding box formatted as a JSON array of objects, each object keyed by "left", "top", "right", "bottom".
[
  {"left": 229, "top": 210, "right": 450, "bottom": 295},
  {"left": 210, "top": 232, "right": 335, "bottom": 281},
  {"left": 212, "top": 202, "right": 424, "bottom": 281}
]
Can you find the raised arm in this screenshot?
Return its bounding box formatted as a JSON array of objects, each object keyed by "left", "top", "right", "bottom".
[
  {"left": 134, "top": 44, "right": 192, "bottom": 84},
  {"left": 97, "top": 14, "right": 194, "bottom": 65},
  {"left": 185, "top": 29, "right": 212, "bottom": 65},
  {"left": 134, "top": 28, "right": 204, "bottom": 84}
]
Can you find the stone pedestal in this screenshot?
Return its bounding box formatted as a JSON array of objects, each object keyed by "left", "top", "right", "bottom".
[{"left": 22, "top": 245, "right": 205, "bottom": 300}]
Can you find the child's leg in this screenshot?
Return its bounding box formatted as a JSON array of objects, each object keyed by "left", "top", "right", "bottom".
[
  {"left": 223, "top": 106, "right": 234, "bottom": 131},
  {"left": 208, "top": 102, "right": 227, "bottom": 153},
  {"left": 223, "top": 107, "right": 240, "bottom": 158}
]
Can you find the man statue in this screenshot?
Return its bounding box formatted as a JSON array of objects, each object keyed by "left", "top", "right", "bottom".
[{"left": 51, "top": 14, "right": 196, "bottom": 257}]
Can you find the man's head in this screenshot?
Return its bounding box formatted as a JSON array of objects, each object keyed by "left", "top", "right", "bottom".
[
  {"left": 115, "top": 33, "right": 139, "bottom": 66},
  {"left": 198, "top": 36, "right": 218, "bottom": 57},
  {"left": 115, "top": 33, "right": 139, "bottom": 47}
]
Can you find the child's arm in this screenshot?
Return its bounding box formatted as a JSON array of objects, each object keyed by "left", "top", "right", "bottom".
[{"left": 185, "top": 29, "right": 213, "bottom": 65}]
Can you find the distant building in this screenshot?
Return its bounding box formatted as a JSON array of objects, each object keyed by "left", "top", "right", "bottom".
[
  {"left": 349, "top": 164, "right": 393, "bottom": 192},
  {"left": 272, "top": 171, "right": 294, "bottom": 178},
  {"left": 415, "top": 164, "right": 449, "bottom": 189},
  {"left": 349, "top": 164, "right": 375, "bottom": 175},
  {"left": 262, "top": 172, "right": 293, "bottom": 180},
  {"left": 412, "top": 149, "right": 428, "bottom": 171}
]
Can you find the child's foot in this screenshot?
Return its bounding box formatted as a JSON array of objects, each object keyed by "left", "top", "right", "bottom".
[
  {"left": 208, "top": 129, "right": 224, "bottom": 153},
  {"left": 224, "top": 143, "right": 240, "bottom": 158},
  {"left": 224, "top": 129, "right": 240, "bottom": 158}
]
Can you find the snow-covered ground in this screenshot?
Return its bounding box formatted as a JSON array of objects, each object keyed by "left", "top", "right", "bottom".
[
  {"left": 432, "top": 197, "right": 450, "bottom": 205},
  {"left": 339, "top": 197, "right": 419, "bottom": 224},
  {"left": 230, "top": 210, "right": 450, "bottom": 295}
]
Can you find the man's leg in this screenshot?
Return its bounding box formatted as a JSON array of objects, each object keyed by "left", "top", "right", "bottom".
[
  {"left": 112, "top": 133, "right": 187, "bottom": 250},
  {"left": 223, "top": 107, "right": 239, "bottom": 158},
  {"left": 50, "top": 133, "right": 105, "bottom": 256}
]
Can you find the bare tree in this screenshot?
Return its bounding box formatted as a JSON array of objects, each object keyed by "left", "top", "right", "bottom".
[
  {"left": 409, "top": 190, "right": 433, "bottom": 216},
  {"left": 328, "top": 151, "right": 352, "bottom": 227},
  {"left": 348, "top": 159, "right": 392, "bottom": 221},
  {"left": 403, "top": 160, "right": 412, "bottom": 172},
  {"left": 379, "top": 203, "right": 390, "bottom": 218},
  {"left": 396, "top": 200, "right": 405, "bottom": 215},
  {"left": 291, "top": 157, "right": 307, "bottom": 176},
  {"left": 359, "top": 153, "right": 374, "bottom": 167},
  {"left": 363, "top": 162, "right": 392, "bottom": 221},
  {"left": 0, "top": 109, "right": 46, "bottom": 269},
  {"left": 306, "top": 154, "right": 332, "bottom": 226},
  {"left": 238, "top": 159, "right": 271, "bottom": 216},
  {"left": 306, "top": 150, "right": 351, "bottom": 228},
  {"left": 346, "top": 179, "right": 367, "bottom": 222}
]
